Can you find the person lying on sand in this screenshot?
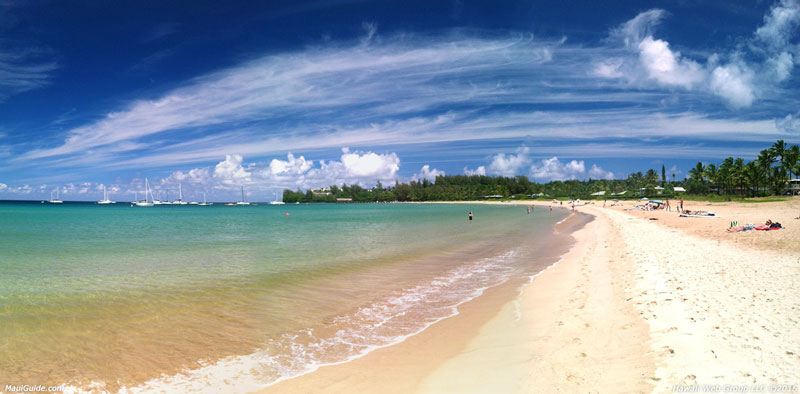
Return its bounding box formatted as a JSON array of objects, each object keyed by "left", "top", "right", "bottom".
[{"left": 727, "top": 224, "right": 755, "bottom": 232}]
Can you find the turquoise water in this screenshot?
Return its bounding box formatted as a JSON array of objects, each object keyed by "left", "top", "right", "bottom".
[{"left": 0, "top": 201, "right": 570, "bottom": 391}]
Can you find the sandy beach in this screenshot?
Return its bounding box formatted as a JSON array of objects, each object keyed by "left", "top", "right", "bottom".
[{"left": 262, "top": 198, "right": 800, "bottom": 393}]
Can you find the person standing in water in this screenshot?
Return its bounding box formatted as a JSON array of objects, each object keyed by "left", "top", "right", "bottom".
[{"left": 469, "top": 211, "right": 473, "bottom": 221}]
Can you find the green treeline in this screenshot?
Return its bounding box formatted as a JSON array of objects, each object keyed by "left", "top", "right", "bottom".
[{"left": 283, "top": 140, "right": 800, "bottom": 203}]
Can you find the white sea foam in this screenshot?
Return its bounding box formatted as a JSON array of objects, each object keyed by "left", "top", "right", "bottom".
[{"left": 61, "top": 251, "right": 523, "bottom": 393}]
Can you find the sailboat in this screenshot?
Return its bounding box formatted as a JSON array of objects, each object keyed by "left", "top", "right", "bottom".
[
  {"left": 48, "top": 188, "right": 63, "bottom": 204},
  {"left": 235, "top": 186, "right": 251, "bottom": 205},
  {"left": 173, "top": 183, "right": 188, "bottom": 205},
  {"left": 97, "top": 185, "right": 115, "bottom": 204},
  {"left": 153, "top": 190, "right": 167, "bottom": 205},
  {"left": 269, "top": 191, "right": 285, "bottom": 205},
  {"left": 132, "top": 178, "right": 155, "bottom": 207},
  {"left": 198, "top": 192, "right": 212, "bottom": 206}
]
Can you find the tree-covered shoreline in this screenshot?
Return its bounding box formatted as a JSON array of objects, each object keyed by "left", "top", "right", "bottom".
[{"left": 283, "top": 140, "right": 799, "bottom": 203}]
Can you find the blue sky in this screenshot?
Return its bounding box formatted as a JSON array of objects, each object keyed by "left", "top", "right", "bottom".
[{"left": 1, "top": 0, "right": 799, "bottom": 201}]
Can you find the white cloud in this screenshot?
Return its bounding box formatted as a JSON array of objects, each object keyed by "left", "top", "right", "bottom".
[
  {"left": 768, "top": 51, "right": 794, "bottom": 81},
  {"left": 163, "top": 167, "right": 212, "bottom": 186},
  {"left": 5, "top": 184, "right": 33, "bottom": 194},
  {"left": 339, "top": 147, "right": 400, "bottom": 179},
  {"left": 0, "top": 183, "right": 6, "bottom": 191},
  {"left": 529, "top": 156, "right": 586, "bottom": 181},
  {"left": 488, "top": 146, "right": 530, "bottom": 176},
  {"left": 592, "top": 58, "right": 625, "bottom": 78},
  {"left": 158, "top": 148, "right": 402, "bottom": 195},
  {"left": 588, "top": 164, "right": 615, "bottom": 180},
  {"left": 5, "top": 4, "right": 797, "bottom": 182},
  {"left": 612, "top": 9, "right": 667, "bottom": 48},
  {"left": 464, "top": 166, "right": 486, "bottom": 176},
  {"left": 213, "top": 154, "right": 252, "bottom": 186},
  {"left": 709, "top": 64, "right": 755, "bottom": 108},
  {"left": 0, "top": 49, "right": 58, "bottom": 101},
  {"left": 637, "top": 36, "right": 705, "bottom": 88},
  {"left": 412, "top": 165, "right": 445, "bottom": 182},
  {"left": 269, "top": 153, "right": 313, "bottom": 177},
  {"left": 599, "top": 9, "right": 707, "bottom": 90},
  {"left": 755, "top": 0, "right": 800, "bottom": 50},
  {"left": 597, "top": 4, "right": 798, "bottom": 108},
  {"left": 18, "top": 33, "right": 564, "bottom": 165},
  {"left": 776, "top": 112, "right": 800, "bottom": 133}
]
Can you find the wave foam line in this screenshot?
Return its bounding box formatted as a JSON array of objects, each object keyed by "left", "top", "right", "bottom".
[{"left": 61, "top": 251, "right": 522, "bottom": 394}]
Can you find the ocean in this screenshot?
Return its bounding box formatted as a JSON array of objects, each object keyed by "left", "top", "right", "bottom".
[{"left": 0, "top": 201, "right": 575, "bottom": 392}]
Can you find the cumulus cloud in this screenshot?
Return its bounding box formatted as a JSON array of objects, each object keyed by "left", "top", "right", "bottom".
[
  {"left": 464, "top": 166, "right": 486, "bottom": 176},
  {"left": 158, "top": 148, "right": 402, "bottom": 196},
  {"left": 709, "top": 63, "right": 756, "bottom": 108},
  {"left": 412, "top": 165, "right": 445, "bottom": 182},
  {"left": 213, "top": 154, "right": 252, "bottom": 186},
  {"left": 339, "top": 147, "right": 400, "bottom": 179},
  {"left": 269, "top": 153, "right": 313, "bottom": 177},
  {"left": 488, "top": 146, "right": 531, "bottom": 176},
  {"left": 588, "top": 164, "right": 615, "bottom": 180},
  {"left": 606, "top": 8, "right": 705, "bottom": 89},
  {"left": 637, "top": 36, "right": 705, "bottom": 89},
  {"left": 4, "top": 184, "right": 33, "bottom": 194},
  {"left": 529, "top": 156, "right": 586, "bottom": 181}
]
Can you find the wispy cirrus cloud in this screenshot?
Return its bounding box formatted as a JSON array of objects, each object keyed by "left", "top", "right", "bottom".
[
  {"left": 0, "top": 47, "right": 58, "bottom": 101},
  {"left": 8, "top": 0, "right": 799, "bottom": 183}
]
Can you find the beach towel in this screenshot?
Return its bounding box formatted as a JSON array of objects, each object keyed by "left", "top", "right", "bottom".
[{"left": 680, "top": 213, "right": 720, "bottom": 218}]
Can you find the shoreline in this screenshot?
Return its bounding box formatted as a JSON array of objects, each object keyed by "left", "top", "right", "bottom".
[
  {"left": 261, "top": 198, "right": 800, "bottom": 393},
  {"left": 259, "top": 210, "right": 591, "bottom": 393}
]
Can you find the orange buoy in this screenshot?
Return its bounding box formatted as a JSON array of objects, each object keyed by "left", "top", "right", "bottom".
[{"left": 285, "top": 212, "right": 290, "bottom": 216}]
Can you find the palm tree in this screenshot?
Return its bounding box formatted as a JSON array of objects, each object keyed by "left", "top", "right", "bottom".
[
  {"left": 772, "top": 140, "right": 787, "bottom": 164},
  {"left": 745, "top": 161, "right": 761, "bottom": 197},
  {"left": 758, "top": 149, "right": 777, "bottom": 195},
  {"left": 705, "top": 163, "right": 718, "bottom": 193},
  {"left": 784, "top": 145, "right": 799, "bottom": 180},
  {"left": 689, "top": 162, "right": 705, "bottom": 182},
  {"left": 733, "top": 158, "right": 745, "bottom": 197},
  {"left": 772, "top": 140, "right": 789, "bottom": 193},
  {"left": 719, "top": 157, "right": 734, "bottom": 196}
]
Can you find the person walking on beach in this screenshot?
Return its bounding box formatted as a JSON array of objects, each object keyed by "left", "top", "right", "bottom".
[
  {"left": 680, "top": 197, "right": 684, "bottom": 211},
  {"left": 666, "top": 198, "right": 671, "bottom": 212},
  {"left": 468, "top": 211, "right": 473, "bottom": 221}
]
